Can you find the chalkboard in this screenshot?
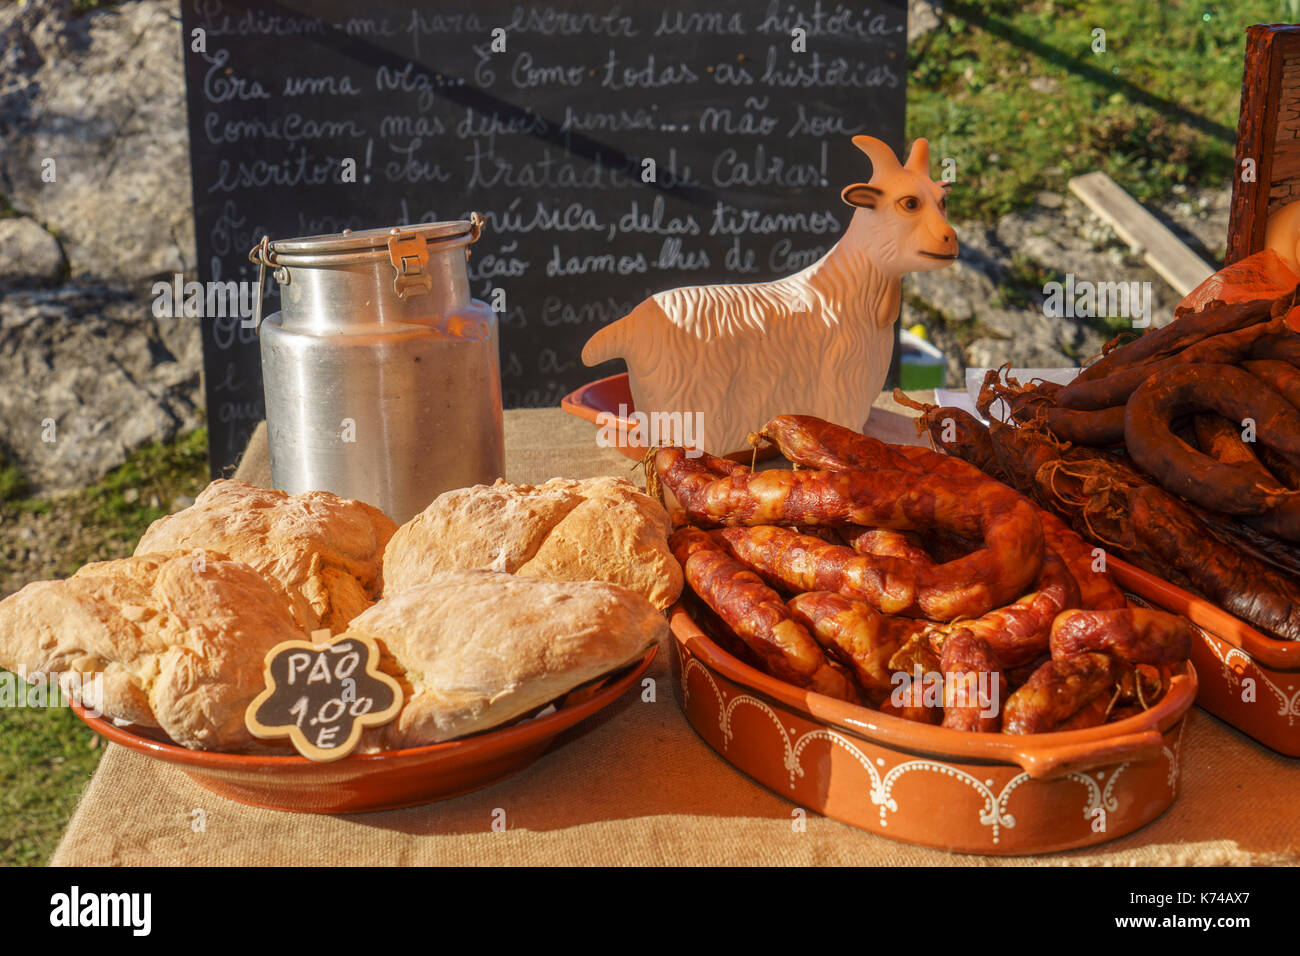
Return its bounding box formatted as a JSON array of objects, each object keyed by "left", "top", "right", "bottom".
[
  {"left": 245, "top": 634, "right": 402, "bottom": 761},
  {"left": 181, "top": 0, "right": 908, "bottom": 476}
]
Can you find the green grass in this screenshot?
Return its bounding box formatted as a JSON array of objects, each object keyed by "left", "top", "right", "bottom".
[
  {"left": 0, "top": 452, "right": 27, "bottom": 503},
  {"left": 907, "top": 0, "right": 1287, "bottom": 222},
  {"left": 0, "top": 679, "right": 105, "bottom": 867},
  {"left": 78, "top": 427, "right": 210, "bottom": 558},
  {"left": 0, "top": 426, "right": 210, "bottom": 865}
]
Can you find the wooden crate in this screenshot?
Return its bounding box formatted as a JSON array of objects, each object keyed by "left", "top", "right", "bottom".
[{"left": 1228, "top": 23, "right": 1300, "bottom": 263}]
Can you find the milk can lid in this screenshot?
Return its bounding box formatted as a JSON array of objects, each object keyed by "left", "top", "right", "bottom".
[{"left": 269, "top": 217, "right": 478, "bottom": 256}]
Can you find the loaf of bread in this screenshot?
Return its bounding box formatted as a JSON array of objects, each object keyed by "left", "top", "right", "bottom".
[
  {"left": 0, "top": 557, "right": 660, "bottom": 753},
  {"left": 1, "top": 477, "right": 669, "bottom": 754},
  {"left": 356, "top": 569, "right": 663, "bottom": 749},
  {"left": 135, "top": 479, "right": 396, "bottom": 633},
  {"left": 0, "top": 550, "right": 303, "bottom": 751},
  {"left": 383, "top": 477, "right": 682, "bottom": 609}
]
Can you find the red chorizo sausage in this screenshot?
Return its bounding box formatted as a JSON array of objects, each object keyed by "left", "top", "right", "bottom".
[
  {"left": 786, "top": 591, "right": 903, "bottom": 697},
  {"left": 1124, "top": 364, "right": 1300, "bottom": 515},
  {"left": 656, "top": 448, "right": 1046, "bottom": 618},
  {"left": 926, "top": 547, "right": 1081, "bottom": 668},
  {"left": 940, "top": 631, "right": 1005, "bottom": 733},
  {"left": 1074, "top": 295, "right": 1275, "bottom": 384},
  {"left": 1002, "top": 653, "right": 1118, "bottom": 735},
  {"left": 844, "top": 527, "right": 932, "bottom": 564},
  {"left": 1242, "top": 358, "right": 1300, "bottom": 408},
  {"left": 1049, "top": 608, "right": 1194, "bottom": 666},
  {"left": 713, "top": 523, "right": 1033, "bottom": 622},
  {"left": 1060, "top": 317, "right": 1281, "bottom": 410},
  {"left": 758, "top": 413, "right": 1126, "bottom": 609},
  {"left": 669, "top": 527, "right": 857, "bottom": 701},
  {"left": 1128, "top": 485, "right": 1300, "bottom": 641}
]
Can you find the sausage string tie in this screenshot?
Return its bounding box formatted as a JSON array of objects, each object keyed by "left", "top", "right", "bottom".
[
  {"left": 1036, "top": 459, "right": 1134, "bottom": 551},
  {"left": 641, "top": 445, "right": 664, "bottom": 506}
]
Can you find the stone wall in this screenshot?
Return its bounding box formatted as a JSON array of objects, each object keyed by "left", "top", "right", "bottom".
[{"left": 0, "top": 0, "right": 201, "bottom": 493}]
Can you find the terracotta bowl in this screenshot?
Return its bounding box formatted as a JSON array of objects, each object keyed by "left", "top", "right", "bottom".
[
  {"left": 1109, "top": 557, "right": 1300, "bottom": 757},
  {"left": 70, "top": 646, "right": 656, "bottom": 814},
  {"left": 560, "top": 373, "right": 775, "bottom": 462},
  {"left": 669, "top": 604, "right": 1196, "bottom": 855}
]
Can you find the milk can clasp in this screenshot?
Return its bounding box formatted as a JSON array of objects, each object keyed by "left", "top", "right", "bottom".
[{"left": 387, "top": 228, "right": 432, "bottom": 299}]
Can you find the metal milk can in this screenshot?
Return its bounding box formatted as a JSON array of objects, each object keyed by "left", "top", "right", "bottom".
[{"left": 250, "top": 216, "right": 504, "bottom": 524}]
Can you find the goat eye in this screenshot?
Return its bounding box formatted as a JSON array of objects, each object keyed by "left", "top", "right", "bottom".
[{"left": 898, "top": 196, "right": 921, "bottom": 212}]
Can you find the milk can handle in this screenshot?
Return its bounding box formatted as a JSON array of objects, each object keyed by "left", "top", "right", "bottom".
[
  {"left": 466, "top": 211, "right": 485, "bottom": 252},
  {"left": 246, "top": 235, "right": 279, "bottom": 333}
]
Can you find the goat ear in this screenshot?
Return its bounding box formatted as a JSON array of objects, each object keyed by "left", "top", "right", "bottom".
[{"left": 841, "top": 183, "right": 882, "bottom": 209}]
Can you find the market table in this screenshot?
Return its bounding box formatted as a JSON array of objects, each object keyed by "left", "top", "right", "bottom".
[{"left": 50, "top": 400, "right": 1300, "bottom": 865}]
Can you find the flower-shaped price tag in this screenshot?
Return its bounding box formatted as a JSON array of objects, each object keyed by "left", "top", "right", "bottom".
[{"left": 245, "top": 630, "right": 402, "bottom": 761}]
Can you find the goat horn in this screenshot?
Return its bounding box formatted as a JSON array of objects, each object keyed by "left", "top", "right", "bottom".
[
  {"left": 904, "top": 138, "right": 931, "bottom": 175},
  {"left": 851, "top": 135, "right": 902, "bottom": 179}
]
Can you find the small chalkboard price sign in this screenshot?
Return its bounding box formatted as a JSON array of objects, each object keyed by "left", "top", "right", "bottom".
[{"left": 246, "top": 630, "right": 403, "bottom": 761}]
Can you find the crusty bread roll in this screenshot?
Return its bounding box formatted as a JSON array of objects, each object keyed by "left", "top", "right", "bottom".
[
  {"left": 383, "top": 477, "right": 682, "bottom": 610},
  {"left": 135, "top": 479, "right": 396, "bottom": 633},
  {"left": 355, "top": 569, "right": 663, "bottom": 749},
  {"left": 0, "top": 550, "right": 303, "bottom": 751}
]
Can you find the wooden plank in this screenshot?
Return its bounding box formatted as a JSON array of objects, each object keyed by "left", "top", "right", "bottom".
[{"left": 1068, "top": 170, "right": 1215, "bottom": 296}]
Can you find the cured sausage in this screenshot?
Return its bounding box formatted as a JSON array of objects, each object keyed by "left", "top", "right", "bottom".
[
  {"left": 926, "top": 547, "right": 1080, "bottom": 668},
  {"left": 981, "top": 372, "right": 1130, "bottom": 444},
  {"left": 1049, "top": 608, "right": 1195, "bottom": 665},
  {"left": 758, "top": 412, "right": 1126, "bottom": 609},
  {"left": 1260, "top": 445, "right": 1300, "bottom": 490},
  {"left": 940, "top": 631, "right": 1005, "bottom": 733},
  {"left": 1194, "top": 414, "right": 1271, "bottom": 474},
  {"left": 714, "top": 525, "right": 931, "bottom": 618},
  {"left": 1060, "top": 318, "right": 1281, "bottom": 410},
  {"left": 786, "top": 591, "right": 906, "bottom": 697},
  {"left": 756, "top": 414, "right": 915, "bottom": 472},
  {"left": 1038, "top": 404, "right": 1128, "bottom": 445},
  {"left": 1040, "top": 517, "right": 1127, "bottom": 610},
  {"left": 888, "top": 629, "right": 941, "bottom": 676},
  {"left": 1053, "top": 693, "right": 1110, "bottom": 730},
  {"left": 1251, "top": 328, "right": 1300, "bottom": 365},
  {"left": 1124, "top": 364, "right": 1300, "bottom": 515},
  {"left": 1074, "top": 295, "right": 1275, "bottom": 384},
  {"left": 844, "top": 527, "right": 932, "bottom": 564},
  {"left": 656, "top": 448, "right": 1046, "bottom": 618},
  {"left": 880, "top": 693, "right": 943, "bottom": 725},
  {"left": 1002, "top": 653, "right": 1118, "bottom": 735},
  {"left": 669, "top": 527, "right": 857, "bottom": 701},
  {"left": 1128, "top": 485, "right": 1300, "bottom": 641},
  {"left": 1242, "top": 359, "right": 1300, "bottom": 408},
  {"left": 712, "top": 523, "right": 1035, "bottom": 621}
]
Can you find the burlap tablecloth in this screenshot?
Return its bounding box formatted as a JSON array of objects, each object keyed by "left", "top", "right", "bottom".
[{"left": 51, "top": 402, "right": 1300, "bottom": 865}]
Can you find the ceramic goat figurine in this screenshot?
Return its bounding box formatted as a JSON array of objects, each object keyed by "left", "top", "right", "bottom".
[{"left": 581, "top": 135, "right": 958, "bottom": 455}]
